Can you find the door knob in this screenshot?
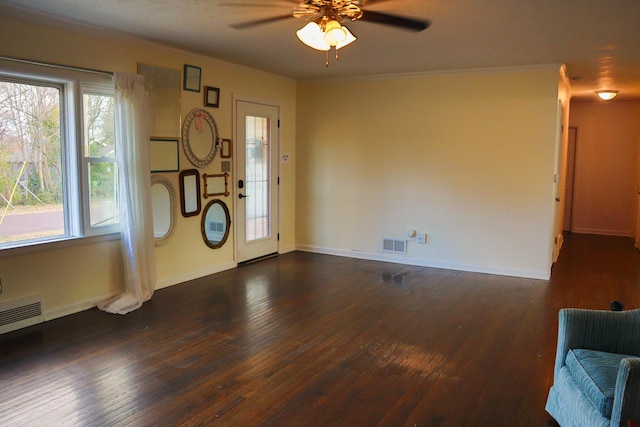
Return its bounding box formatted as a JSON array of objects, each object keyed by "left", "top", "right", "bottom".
[
  {"left": 239, "top": 193, "right": 249, "bottom": 199},
  {"left": 555, "top": 197, "right": 561, "bottom": 202}
]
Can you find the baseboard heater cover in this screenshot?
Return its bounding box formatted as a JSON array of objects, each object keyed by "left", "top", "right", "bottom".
[{"left": 0, "top": 294, "right": 44, "bottom": 335}]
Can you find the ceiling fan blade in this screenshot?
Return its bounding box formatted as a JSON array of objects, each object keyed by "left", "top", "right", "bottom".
[
  {"left": 219, "top": 1, "right": 298, "bottom": 7},
  {"left": 231, "top": 14, "right": 293, "bottom": 30},
  {"left": 358, "top": 0, "right": 394, "bottom": 5},
  {"left": 360, "top": 10, "right": 430, "bottom": 32}
]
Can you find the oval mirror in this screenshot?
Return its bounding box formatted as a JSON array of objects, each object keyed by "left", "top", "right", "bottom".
[
  {"left": 182, "top": 108, "right": 219, "bottom": 168},
  {"left": 201, "top": 199, "right": 231, "bottom": 249},
  {"left": 151, "top": 175, "right": 177, "bottom": 246}
]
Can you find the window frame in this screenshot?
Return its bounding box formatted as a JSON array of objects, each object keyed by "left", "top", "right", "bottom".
[{"left": 0, "top": 59, "right": 118, "bottom": 253}]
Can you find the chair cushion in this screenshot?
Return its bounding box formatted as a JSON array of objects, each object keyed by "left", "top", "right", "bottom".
[{"left": 565, "top": 349, "right": 634, "bottom": 418}]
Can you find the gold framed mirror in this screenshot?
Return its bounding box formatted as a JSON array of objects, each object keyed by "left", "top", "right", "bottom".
[
  {"left": 201, "top": 199, "right": 231, "bottom": 249},
  {"left": 182, "top": 108, "right": 219, "bottom": 168},
  {"left": 203, "top": 173, "right": 229, "bottom": 198}
]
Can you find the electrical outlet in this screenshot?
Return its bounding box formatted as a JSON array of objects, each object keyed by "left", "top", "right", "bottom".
[{"left": 417, "top": 233, "right": 428, "bottom": 244}]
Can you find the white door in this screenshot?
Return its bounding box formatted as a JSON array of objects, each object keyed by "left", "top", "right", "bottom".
[{"left": 234, "top": 100, "right": 279, "bottom": 263}]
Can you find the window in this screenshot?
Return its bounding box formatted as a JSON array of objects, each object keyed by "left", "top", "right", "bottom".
[
  {"left": 0, "top": 61, "right": 117, "bottom": 250},
  {"left": 82, "top": 87, "right": 118, "bottom": 231}
]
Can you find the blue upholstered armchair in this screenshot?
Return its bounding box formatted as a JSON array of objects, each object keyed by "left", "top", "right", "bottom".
[{"left": 546, "top": 308, "right": 640, "bottom": 427}]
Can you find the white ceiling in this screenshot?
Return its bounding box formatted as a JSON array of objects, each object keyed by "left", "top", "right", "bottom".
[{"left": 2, "top": 0, "right": 639, "bottom": 102}]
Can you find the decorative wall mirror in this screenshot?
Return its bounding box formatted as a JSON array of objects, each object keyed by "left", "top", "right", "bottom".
[
  {"left": 179, "top": 169, "right": 201, "bottom": 217},
  {"left": 151, "top": 175, "right": 177, "bottom": 246},
  {"left": 201, "top": 199, "right": 231, "bottom": 249},
  {"left": 182, "top": 108, "right": 219, "bottom": 168},
  {"left": 203, "top": 173, "right": 229, "bottom": 198}
]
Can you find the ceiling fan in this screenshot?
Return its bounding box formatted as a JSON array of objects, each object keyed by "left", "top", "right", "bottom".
[{"left": 225, "top": 0, "right": 431, "bottom": 66}]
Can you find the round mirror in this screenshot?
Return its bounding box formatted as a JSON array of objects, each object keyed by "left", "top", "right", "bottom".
[
  {"left": 151, "top": 175, "right": 177, "bottom": 246},
  {"left": 201, "top": 199, "right": 231, "bottom": 249},
  {"left": 182, "top": 108, "right": 219, "bottom": 168}
]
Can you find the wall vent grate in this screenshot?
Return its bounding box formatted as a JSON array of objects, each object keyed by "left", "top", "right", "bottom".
[
  {"left": 0, "top": 295, "right": 44, "bottom": 334},
  {"left": 382, "top": 238, "right": 407, "bottom": 255}
]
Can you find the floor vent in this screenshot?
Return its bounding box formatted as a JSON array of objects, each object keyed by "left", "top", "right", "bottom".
[
  {"left": 382, "top": 238, "right": 407, "bottom": 255},
  {"left": 0, "top": 295, "right": 44, "bottom": 335}
]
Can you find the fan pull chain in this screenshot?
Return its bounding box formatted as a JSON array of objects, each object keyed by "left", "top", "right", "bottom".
[{"left": 325, "top": 47, "right": 341, "bottom": 67}]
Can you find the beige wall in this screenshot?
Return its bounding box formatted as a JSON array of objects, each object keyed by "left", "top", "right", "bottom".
[
  {"left": 0, "top": 9, "right": 568, "bottom": 324},
  {"left": 296, "top": 67, "right": 562, "bottom": 279},
  {"left": 0, "top": 11, "right": 297, "bottom": 319},
  {"left": 568, "top": 102, "right": 640, "bottom": 236}
]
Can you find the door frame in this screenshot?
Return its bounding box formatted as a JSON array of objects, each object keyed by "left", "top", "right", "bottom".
[{"left": 232, "top": 94, "right": 281, "bottom": 263}]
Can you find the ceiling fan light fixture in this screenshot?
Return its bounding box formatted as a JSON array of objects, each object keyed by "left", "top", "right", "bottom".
[
  {"left": 596, "top": 90, "right": 618, "bottom": 100},
  {"left": 296, "top": 20, "right": 356, "bottom": 52}
]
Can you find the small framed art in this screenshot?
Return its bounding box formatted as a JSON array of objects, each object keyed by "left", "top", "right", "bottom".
[
  {"left": 204, "top": 86, "right": 220, "bottom": 108},
  {"left": 183, "top": 64, "right": 201, "bottom": 92},
  {"left": 220, "top": 138, "right": 232, "bottom": 158}
]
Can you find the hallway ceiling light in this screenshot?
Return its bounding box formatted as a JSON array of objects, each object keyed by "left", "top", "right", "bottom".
[{"left": 595, "top": 90, "right": 618, "bottom": 100}]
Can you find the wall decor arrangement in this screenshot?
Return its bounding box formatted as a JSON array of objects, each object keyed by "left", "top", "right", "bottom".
[
  {"left": 204, "top": 86, "right": 220, "bottom": 108},
  {"left": 179, "top": 169, "right": 201, "bottom": 218},
  {"left": 149, "top": 138, "right": 179, "bottom": 172},
  {"left": 182, "top": 108, "right": 219, "bottom": 168},
  {"left": 138, "top": 63, "right": 181, "bottom": 138},
  {"left": 183, "top": 64, "right": 201, "bottom": 92}
]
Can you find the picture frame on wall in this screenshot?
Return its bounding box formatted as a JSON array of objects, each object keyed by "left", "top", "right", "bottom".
[
  {"left": 220, "top": 138, "right": 232, "bottom": 158},
  {"left": 183, "top": 64, "right": 201, "bottom": 92},
  {"left": 204, "top": 86, "right": 220, "bottom": 108},
  {"left": 150, "top": 138, "right": 179, "bottom": 172},
  {"left": 137, "top": 63, "right": 181, "bottom": 138}
]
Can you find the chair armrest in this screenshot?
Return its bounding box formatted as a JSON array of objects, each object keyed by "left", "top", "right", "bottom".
[
  {"left": 610, "top": 358, "right": 640, "bottom": 427},
  {"left": 553, "top": 309, "right": 640, "bottom": 380}
]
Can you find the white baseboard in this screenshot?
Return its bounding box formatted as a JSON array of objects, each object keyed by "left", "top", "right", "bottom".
[
  {"left": 279, "top": 244, "right": 296, "bottom": 254},
  {"left": 296, "top": 244, "right": 550, "bottom": 280},
  {"left": 571, "top": 227, "right": 631, "bottom": 237},
  {"left": 44, "top": 291, "right": 118, "bottom": 321},
  {"left": 43, "top": 261, "right": 237, "bottom": 321},
  {"left": 155, "top": 261, "right": 237, "bottom": 290}
]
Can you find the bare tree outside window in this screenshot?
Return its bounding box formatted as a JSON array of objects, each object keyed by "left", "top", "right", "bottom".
[
  {"left": 0, "top": 78, "right": 117, "bottom": 245},
  {"left": 0, "top": 80, "right": 64, "bottom": 243}
]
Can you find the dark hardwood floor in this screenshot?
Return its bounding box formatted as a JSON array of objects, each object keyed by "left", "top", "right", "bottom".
[{"left": 1, "top": 233, "right": 639, "bottom": 426}]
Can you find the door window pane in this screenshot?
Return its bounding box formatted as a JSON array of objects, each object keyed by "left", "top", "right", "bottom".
[{"left": 245, "top": 116, "right": 269, "bottom": 242}]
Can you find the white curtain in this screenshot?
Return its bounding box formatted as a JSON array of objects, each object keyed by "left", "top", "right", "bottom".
[{"left": 98, "top": 72, "right": 156, "bottom": 315}]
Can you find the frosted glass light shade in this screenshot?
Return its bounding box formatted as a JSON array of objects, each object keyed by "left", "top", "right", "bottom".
[
  {"left": 596, "top": 90, "right": 618, "bottom": 100},
  {"left": 297, "top": 22, "right": 329, "bottom": 51},
  {"left": 324, "top": 20, "right": 347, "bottom": 46}
]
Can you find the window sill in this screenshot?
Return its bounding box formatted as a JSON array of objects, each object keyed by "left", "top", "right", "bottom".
[{"left": 0, "top": 233, "right": 121, "bottom": 260}]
